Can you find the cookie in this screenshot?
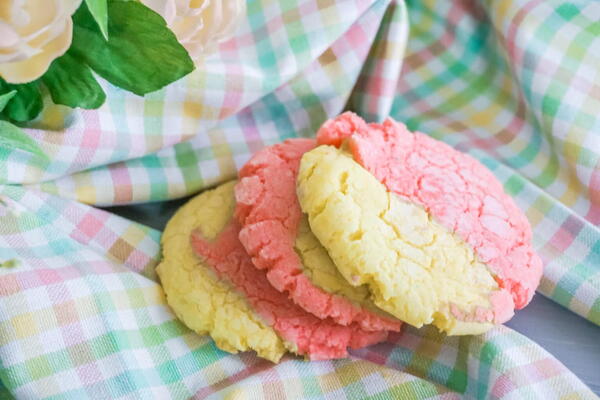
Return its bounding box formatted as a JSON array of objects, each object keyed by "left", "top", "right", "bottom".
[
  {"left": 235, "top": 139, "right": 401, "bottom": 332},
  {"left": 157, "top": 182, "right": 285, "bottom": 362},
  {"left": 298, "top": 144, "right": 539, "bottom": 335},
  {"left": 158, "top": 181, "right": 387, "bottom": 361},
  {"left": 317, "top": 113, "right": 543, "bottom": 311}
]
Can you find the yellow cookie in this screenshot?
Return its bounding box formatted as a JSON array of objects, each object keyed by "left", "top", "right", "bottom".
[
  {"left": 156, "top": 181, "right": 286, "bottom": 362},
  {"left": 297, "top": 146, "right": 501, "bottom": 335}
]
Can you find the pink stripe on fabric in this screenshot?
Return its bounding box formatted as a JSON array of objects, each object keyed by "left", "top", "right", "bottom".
[
  {"left": 548, "top": 215, "right": 584, "bottom": 252},
  {"left": 0, "top": 275, "right": 20, "bottom": 296},
  {"left": 219, "top": 62, "right": 246, "bottom": 119},
  {"left": 76, "top": 363, "right": 105, "bottom": 386},
  {"left": 238, "top": 113, "right": 264, "bottom": 153},
  {"left": 398, "top": 2, "right": 530, "bottom": 153},
  {"left": 504, "top": 0, "right": 545, "bottom": 66},
  {"left": 266, "top": 14, "right": 284, "bottom": 35},
  {"left": 298, "top": 0, "right": 318, "bottom": 16},
  {"left": 497, "top": 98, "right": 527, "bottom": 144},
  {"left": 235, "top": 30, "right": 255, "bottom": 48},
  {"left": 9, "top": 269, "right": 54, "bottom": 292},
  {"left": 74, "top": 108, "right": 104, "bottom": 168},
  {"left": 47, "top": 282, "right": 70, "bottom": 304},
  {"left": 349, "top": 346, "right": 388, "bottom": 366},
  {"left": 54, "top": 300, "right": 81, "bottom": 328},
  {"left": 81, "top": 111, "right": 102, "bottom": 149},
  {"left": 13, "top": 264, "right": 50, "bottom": 290},
  {"left": 347, "top": 23, "right": 368, "bottom": 45},
  {"left": 491, "top": 374, "right": 518, "bottom": 397},
  {"left": 527, "top": 53, "right": 600, "bottom": 110},
  {"left": 415, "top": 4, "right": 463, "bottom": 65},
  {"left": 491, "top": 358, "right": 564, "bottom": 397},
  {"left": 38, "top": 269, "right": 64, "bottom": 286},
  {"left": 63, "top": 319, "right": 88, "bottom": 347},
  {"left": 57, "top": 203, "right": 106, "bottom": 238},
  {"left": 586, "top": 163, "right": 600, "bottom": 225},
  {"left": 110, "top": 163, "right": 133, "bottom": 203},
  {"left": 74, "top": 214, "right": 105, "bottom": 241},
  {"left": 3, "top": 264, "right": 116, "bottom": 294},
  {"left": 125, "top": 249, "right": 151, "bottom": 274},
  {"left": 193, "top": 355, "right": 277, "bottom": 398},
  {"left": 57, "top": 265, "right": 86, "bottom": 282},
  {"left": 92, "top": 226, "right": 119, "bottom": 249}
]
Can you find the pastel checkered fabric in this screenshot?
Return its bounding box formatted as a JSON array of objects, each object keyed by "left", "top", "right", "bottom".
[
  {"left": 0, "top": 0, "right": 598, "bottom": 398},
  {"left": 0, "top": 187, "right": 595, "bottom": 399}
]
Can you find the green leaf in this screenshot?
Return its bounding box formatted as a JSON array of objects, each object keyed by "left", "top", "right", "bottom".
[
  {"left": 0, "top": 121, "right": 49, "bottom": 160},
  {"left": 42, "top": 52, "right": 106, "bottom": 109},
  {"left": 71, "top": 1, "right": 194, "bottom": 96},
  {"left": 0, "top": 90, "right": 16, "bottom": 112},
  {"left": 0, "top": 79, "right": 43, "bottom": 122},
  {"left": 85, "top": 0, "right": 109, "bottom": 40}
]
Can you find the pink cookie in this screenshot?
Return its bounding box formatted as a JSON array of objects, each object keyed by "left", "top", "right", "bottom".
[
  {"left": 191, "top": 220, "right": 387, "bottom": 360},
  {"left": 317, "top": 112, "right": 543, "bottom": 318},
  {"left": 235, "top": 139, "right": 401, "bottom": 332}
]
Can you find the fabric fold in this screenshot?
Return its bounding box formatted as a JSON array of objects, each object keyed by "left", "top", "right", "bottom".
[{"left": 0, "top": 186, "right": 595, "bottom": 399}]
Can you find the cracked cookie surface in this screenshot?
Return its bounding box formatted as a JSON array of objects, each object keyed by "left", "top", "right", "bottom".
[
  {"left": 298, "top": 146, "right": 515, "bottom": 335},
  {"left": 235, "top": 139, "right": 400, "bottom": 332},
  {"left": 317, "top": 113, "right": 542, "bottom": 311}
]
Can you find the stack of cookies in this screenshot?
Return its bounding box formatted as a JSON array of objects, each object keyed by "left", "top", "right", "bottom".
[{"left": 157, "top": 113, "right": 542, "bottom": 362}]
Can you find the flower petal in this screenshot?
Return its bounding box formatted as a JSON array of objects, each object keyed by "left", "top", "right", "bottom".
[
  {"left": 0, "top": 22, "right": 20, "bottom": 47},
  {"left": 0, "top": 18, "right": 72, "bottom": 83}
]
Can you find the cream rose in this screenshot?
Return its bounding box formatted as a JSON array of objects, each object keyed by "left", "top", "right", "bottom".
[
  {"left": 141, "top": 0, "right": 246, "bottom": 60},
  {"left": 0, "top": 0, "right": 82, "bottom": 84}
]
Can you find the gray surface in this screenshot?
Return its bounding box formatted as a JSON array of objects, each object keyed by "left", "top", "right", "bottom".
[
  {"left": 105, "top": 198, "right": 600, "bottom": 395},
  {"left": 505, "top": 294, "right": 600, "bottom": 395}
]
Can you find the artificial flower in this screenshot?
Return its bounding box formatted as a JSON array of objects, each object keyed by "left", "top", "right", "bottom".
[
  {"left": 141, "top": 0, "right": 246, "bottom": 60},
  {"left": 0, "top": 0, "right": 82, "bottom": 84}
]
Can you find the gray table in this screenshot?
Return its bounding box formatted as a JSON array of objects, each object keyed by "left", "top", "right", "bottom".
[{"left": 105, "top": 199, "right": 600, "bottom": 396}]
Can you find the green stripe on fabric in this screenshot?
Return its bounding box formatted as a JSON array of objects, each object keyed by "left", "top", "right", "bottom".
[
  {"left": 505, "top": 126, "right": 543, "bottom": 170},
  {"left": 2, "top": 321, "right": 214, "bottom": 390},
  {"left": 291, "top": 81, "right": 328, "bottom": 137},
  {"left": 301, "top": 377, "right": 321, "bottom": 398},
  {"left": 392, "top": 21, "right": 492, "bottom": 121},
  {"left": 446, "top": 337, "right": 468, "bottom": 393},
  {"left": 248, "top": 1, "right": 279, "bottom": 92},
  {"left": 0, "top": 318, "right": 191, "bottom": 388},
  {"left": 105, "top": 91, "right": 130, "bottom": 162},
  {"left": 336, "top": 362, "right": 369, "bottom": 399},
  {"left": 281, "top": 1, "right": 310, "bottom": 57},
  {"left": 534, "top": 115, "right": 562, "bottom": 187},
  {"left": 555, "top": 261, "right": 597, "bottom": 305},
  {"left": 260, "top": 96, "right": 296, "bottom": 140},
  {"left": 293, "top": 360, "right": 322, "bottom": 398},
  {"left": 556, "top": 3, "right": 580, "bottom": 20},
  {"left": 503, "top": 175, "right": 526, "bottom": 196},
  {"left": 0, "top": 379, "right": 14, "bottom": 400},
  {"left": 477, "top": 341, "right": 501, "bottom": 399},
  {"left": 589, "top": 298, "right": 600, "bottom": 326},
  {"left": 173, "top": 142, "right": 205, "bottom": 193},
  {"left": 140, "top": 155, "right": 168, "bottom": 201},
  {"left": 366, "top": 379, "right": 443, "bottom": 399}
]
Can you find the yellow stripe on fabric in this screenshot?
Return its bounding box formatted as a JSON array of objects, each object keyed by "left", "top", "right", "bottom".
[
  {"left": 11, "top": 313, "right": 39, "bottom": 340},
  {"left": 74, "top": 173, "right": 98, "bottom": 204}
]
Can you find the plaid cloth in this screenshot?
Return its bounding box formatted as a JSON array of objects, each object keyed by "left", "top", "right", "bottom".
[{"left": 0, "top": 0, "right": 598, "bottom": 398}]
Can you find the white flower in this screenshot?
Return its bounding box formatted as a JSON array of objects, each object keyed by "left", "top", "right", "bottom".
[
  {"left": 141, "top": 0, "right": 246, "bottom": 60},
  {"left": 0, "top": 0, "right": 82, "bottom": 84}
]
